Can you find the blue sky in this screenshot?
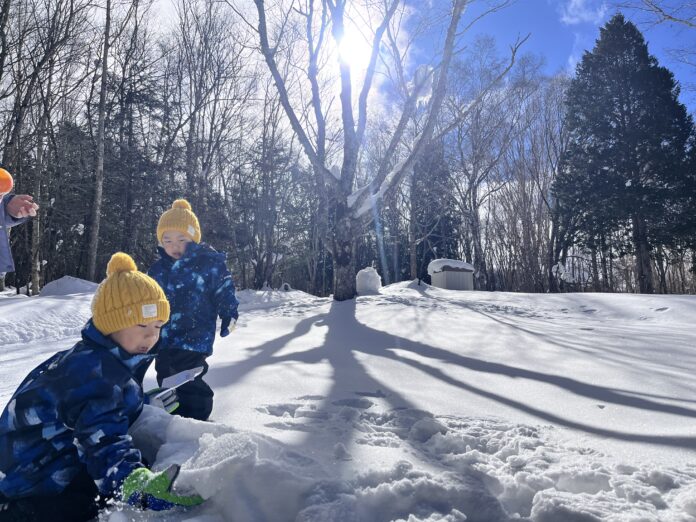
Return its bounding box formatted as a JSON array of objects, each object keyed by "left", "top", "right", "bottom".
[
  {"left": 465, "top": 0, "right": 696, "bottom": 109},
  {"left": 151, "top": 0, "right": 696, "bottom": 111}
]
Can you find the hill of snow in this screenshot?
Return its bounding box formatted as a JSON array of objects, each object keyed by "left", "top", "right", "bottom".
[{"left": 1, "top": 280, "right": 695, "bottom": 520}]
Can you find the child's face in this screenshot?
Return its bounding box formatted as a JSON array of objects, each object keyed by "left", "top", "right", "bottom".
[
  {"left": 110, "top": 320, "right": 165, "bottom": 354},
  {"left": 161, "top": 231, "right": 192, "bottom": 260}
]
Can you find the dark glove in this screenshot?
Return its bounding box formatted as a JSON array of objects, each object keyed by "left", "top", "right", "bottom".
[
  {"left": 145, "top": 388, "right": 180, "bottom": 414},
  {"left": 123, "top": 464, "right": 203, "bottom": 511},
  {"left": 220, "top": 316, "right": 236, "bottom": 337}
]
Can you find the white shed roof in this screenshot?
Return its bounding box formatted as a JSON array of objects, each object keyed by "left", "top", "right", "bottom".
[{"left": 427, "top": 259, "right": 475, "bottom": 275}]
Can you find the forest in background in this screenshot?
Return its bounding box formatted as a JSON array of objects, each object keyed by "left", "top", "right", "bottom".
[{"left": 1, "top": 0, "right": 695, "bottom": 298}]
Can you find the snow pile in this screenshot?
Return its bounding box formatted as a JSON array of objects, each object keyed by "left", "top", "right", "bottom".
[
  {"left": 0, "top": 287, "right": 28, "bottom": 299},
  {"left": 356, "top": 267, "right": 382, "bottom": 295},
  {"left": 122, "top": 407, "right": 509, "bottom": 522},
  {"left": 427, "top": 259, "right": 474, "bottom": 275},
  {"left": 118, "top": 401, "right": 696, "bottom": 521},
  {"left": 0, "top": 292, "right": 91, "bottom": 345},
  {"left": 40, "top": 275, "right": 98, "bottom": 296}
]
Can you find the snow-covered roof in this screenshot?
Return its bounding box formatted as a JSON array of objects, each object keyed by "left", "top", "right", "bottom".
[{"left": 427, "top": 258, "right": 474, "bottom": 275}]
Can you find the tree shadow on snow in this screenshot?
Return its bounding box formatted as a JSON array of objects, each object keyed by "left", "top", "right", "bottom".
[
  {"left": 409, "top": 285, "right": 696, "bottom": 390},
  {"left": 207, "top": 298, "right": 696, "bottom": 456}
]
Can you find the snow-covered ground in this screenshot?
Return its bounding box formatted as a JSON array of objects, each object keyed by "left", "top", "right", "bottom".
[{"left": 1, "top": 279, "right": 696, "bottom": 521}]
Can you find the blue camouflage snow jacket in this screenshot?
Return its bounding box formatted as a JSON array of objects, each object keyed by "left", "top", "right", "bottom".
[
  {"left": 0, "top": 321, "right": 151, "bottom": 499},
  {"left": 148, "top": 242, "right": 238, "bottom": 355}
]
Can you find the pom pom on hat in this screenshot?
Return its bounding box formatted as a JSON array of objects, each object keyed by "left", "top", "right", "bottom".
[
  {"left": 157, "top": 198, "right": 201, "bottom": 243},
  {"left": 172, "top": 199, "right": 192, "bottom": 211},
  {"left": 92, "top": 252, "right": 170, "bottom": 335},
  {"left": 106, "top": 252, "right": 138, "bottom": 276}
]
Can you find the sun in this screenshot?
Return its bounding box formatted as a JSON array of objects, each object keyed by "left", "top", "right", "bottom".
[{"left": 336, "top": 28, "right": 373, "bottom": 73}]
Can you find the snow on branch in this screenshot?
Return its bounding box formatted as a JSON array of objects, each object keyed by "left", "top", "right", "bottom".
[{"left": 350, "top": 158, "right": 408, "bottom": 218}]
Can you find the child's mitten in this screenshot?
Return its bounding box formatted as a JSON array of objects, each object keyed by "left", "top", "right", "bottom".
[
  {"left": 122, "top": 465, "right": 203, "bottom": 511},
  {"left": 220, "top": 316, "right": 236, "bottom": 337}
]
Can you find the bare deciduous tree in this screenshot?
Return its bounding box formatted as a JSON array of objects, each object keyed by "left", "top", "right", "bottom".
[{"left": 246, "top": 0, "right": 520, "bottom": 300}]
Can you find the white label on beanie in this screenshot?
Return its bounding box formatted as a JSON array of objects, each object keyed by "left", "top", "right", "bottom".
[
  {"left": 142, "top": 304, "right": 158, "bottom": 318},
  {"left": 187, "top": 225, "right": 196, "bottom": 237}
]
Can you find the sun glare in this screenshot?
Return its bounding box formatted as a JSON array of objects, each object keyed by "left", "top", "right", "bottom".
[{"left": 337, "top": 29, "right": 373, "bottom": 73}]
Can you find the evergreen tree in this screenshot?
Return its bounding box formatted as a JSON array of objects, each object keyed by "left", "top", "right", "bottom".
[{"left": 554, "top": 13, "right": 696, "bottom": 293}]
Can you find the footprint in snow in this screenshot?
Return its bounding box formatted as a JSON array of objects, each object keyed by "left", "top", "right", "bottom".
[
  {"left": 654, "top": 307, "right": 669, "bottom": 312},
  {"left": 296, "top": 394, "right": 326, "bottom": 401},
  {"left": 332, "top": 398, "right": 374, "bottom": 409},
  {"left": 264, "top": 421, "right": 315, "bottom": 432},
  {"left": 355, "top": 389, "right": 388, "bottom": 398},
  {"left": 258, "top": 403, "right": 301, "bottom": 417},
  {"left": 282, "top": 450, "right": 316, "bottom": 466}
]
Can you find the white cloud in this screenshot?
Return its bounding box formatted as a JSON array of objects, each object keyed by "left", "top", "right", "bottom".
[
  {"left": 560, "top": 0, "right": 608, "bottom": 25},
  {"left": 566, "top": 31, "right": 593, "bottom": 72}
]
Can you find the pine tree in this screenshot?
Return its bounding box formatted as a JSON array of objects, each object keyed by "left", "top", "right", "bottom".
[{"left": 554, "top": 13, "right": 696, "bottom": 293}]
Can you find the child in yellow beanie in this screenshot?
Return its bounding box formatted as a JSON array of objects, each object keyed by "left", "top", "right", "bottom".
[
  {"left": 148, "top": 199, "right": 239, "bottom": 421},
  {"left": 0, "top": 253, "right": 203, "bottom": 521}
]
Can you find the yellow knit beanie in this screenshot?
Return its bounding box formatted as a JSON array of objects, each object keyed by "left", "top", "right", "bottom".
[
  {"left": 157, "top": 199, "right": 201, "bottom": 244},
  {"left": 92, "top": 252, "right": 170, "bottom": 335}
]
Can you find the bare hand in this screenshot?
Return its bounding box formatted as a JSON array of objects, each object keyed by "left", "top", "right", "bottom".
[{"left": 6, "top": 195, "right": 39, "bottom": 218}]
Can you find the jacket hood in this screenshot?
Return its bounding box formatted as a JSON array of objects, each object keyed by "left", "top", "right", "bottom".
[
  {"left": 157, "top": 242, "right": 224, "bottom": 263},
  {"left": 81, "top": 319, "right": 155, "bottom": 373}
]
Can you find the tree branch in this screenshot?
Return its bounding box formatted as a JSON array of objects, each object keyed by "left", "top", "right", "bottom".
[{"left": 254, "top": 0, "right": 337, "bottom": 187}]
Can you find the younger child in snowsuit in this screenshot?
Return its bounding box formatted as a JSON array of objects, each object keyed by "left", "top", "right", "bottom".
[
  {"left": 0, "top": 253, "right": 203, "bottom": 522},
  {"left": 148, "top": 199, "right": 239, "bottom": 421}
]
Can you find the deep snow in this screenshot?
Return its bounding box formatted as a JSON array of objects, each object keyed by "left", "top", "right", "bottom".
[{"left": 1, "top": 279, "right": 696, "bottom": 521}]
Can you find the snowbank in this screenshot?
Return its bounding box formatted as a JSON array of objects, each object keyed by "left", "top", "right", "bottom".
[
  {"left": 0, "top": 292, "right": 92, "bottom": 345},
  {"left": 40, "top": 275, "right": 98, "bottom": 296}
]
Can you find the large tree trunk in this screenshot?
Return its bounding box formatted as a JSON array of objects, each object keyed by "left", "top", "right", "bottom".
[
  {"left": 590, "top": 244, "right": 600, "bottom": 292},
  {"left": 632, "top": 214, "right": 653, "bottom": 293},
  {"left": 332, "top": 205, "right": 356, "bottom": 301},
  {"left": 31, "top": 110, "right": 49, "bottom": 295},
  {"left": 409, "top": 174, "right": 418, "bottom": 280},
  {"left": 0, "top": 0, "right": 11, "bottom": 87},
  {"left": 469, "top": 205, "right": 488, "bottom": 290},
  {"left": 86, "top": 0, "right": 111, "bottom": 281},
  {"left": 600, "top": 235, "right": 609, "bottom": 291},
  {"left": 655, "top": 246, "right": 668, "bottom": 294},
  {"left": 547, "top": 216, "right": 559, "bottom": 292}
]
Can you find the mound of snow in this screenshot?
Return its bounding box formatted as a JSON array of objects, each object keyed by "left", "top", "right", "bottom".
[
  {"left": 40, "top": 275, "right": 98, "bottom": 297},
  {"left": 123, "top": 408, "right": 511, "bottom": 522},
  {"left": 121, "top": 402, "right": 696, "bottom": 522},
  {"left": 0, "top": 293, "right": 91, "bottom": 345},
  {"left": 235, "top": 288, "right": 325, "bottom": 312},
  {"left": 356, "top": 267, "right": 382, "bottom": 295},
  {"left": 0, "top": 287, "right": 29, "bottom": 299}
]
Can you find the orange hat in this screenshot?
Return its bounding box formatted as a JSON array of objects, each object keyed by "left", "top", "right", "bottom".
[{"left": 0, "top": 168, "right": 13, "bottom": 195}]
